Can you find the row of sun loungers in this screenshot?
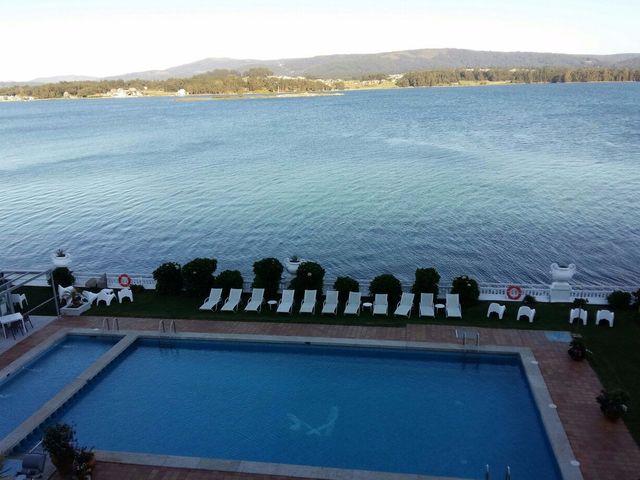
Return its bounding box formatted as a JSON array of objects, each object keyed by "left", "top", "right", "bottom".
[{"left": 199, "top": 288, "right": 463, "bottom": 318}]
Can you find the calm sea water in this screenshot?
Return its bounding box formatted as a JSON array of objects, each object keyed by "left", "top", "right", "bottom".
[{"left": 1, "top": 83, "right": 639, "bottom": 285}]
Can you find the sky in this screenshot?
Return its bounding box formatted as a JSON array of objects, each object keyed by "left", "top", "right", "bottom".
[{"left": 1, "top": 0, "right": 639, "bottom": 81}]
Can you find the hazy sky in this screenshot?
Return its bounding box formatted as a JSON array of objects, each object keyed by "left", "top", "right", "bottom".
[{"left": 1, "top": 0, "right": 639, "bottom": 80}]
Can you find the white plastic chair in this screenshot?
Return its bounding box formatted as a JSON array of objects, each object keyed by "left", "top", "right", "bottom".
[
  {"left": 517, "top": 306, "right": 536, "bottom": 323},
  {"left": 118, "top": 288, "right": 134, "bottom": 304},
  {"left": 58, "top": 285, "right": 74, "bottom": 302},
  {"left": 299, "top": 290, "right": 317, "bottom": 314},
  {"left": 569, "top": 308, "right": 587, "bottom": 325},
  {"left": 244, "top": 288, "right": 265, "bottom": 313},
  {"left": 321, "top": 290, "right": 339, "bottom": 315},
  {"left": 596, "top": 309, "right": 615, "bottom": 327},
  {"left": 344, "top": 291, "right": 362, "bottom": 316},
  {"left": 373, "top": 294, "right": 388, "bottom": 316},
  {"left": 487, "top": 303, "right": 506, "bottom": 320},
  {"left": 199, "top": 288, "right": 222, "bottom": 311},
  {"left": 277, "top": 289, "right": 294, "bottom": 314},
  {"left": 11, "top": 293, "right": 28, "bottom": 309},
  {"left": 418, "top": 293, "right": 435, "bottom": 317},
  {"left": 81, "top": 291, "right": 99, "bottom": 305},
  {"left": 220, "top": 288, "right": 242, "bottom": 312},
  {"left": 446, "top": 294, "right": 462, "bottom": 318},
  {"left": 394, "top": 292, "right": 414, "bottom": 317},
  {"left": 96, "top": 289, "right": 116, "bottom": 306}
]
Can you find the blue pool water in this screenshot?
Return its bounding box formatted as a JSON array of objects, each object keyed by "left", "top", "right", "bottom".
[
  {"left": 1, "top": 83, "right": 639, "bottom": 285},
  {"left": 53, "top": 340, "right": 561, "bottom": 479},
  {"left": 0, "top": 335, "right": 119, "bottom": 439}
]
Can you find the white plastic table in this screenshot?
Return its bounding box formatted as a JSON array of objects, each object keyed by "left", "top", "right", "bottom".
[
  {"left": 267, "top": 300, "right": 278, "bottom": 311},
  {"left": 435, "top": 303, "right": 445, "bottom": 315},
  {"left": 1, "top": 312, "right": 25, "bottom": 338},
  {"left": 362, "top": 302, "right": 373, "bottom": 312}
]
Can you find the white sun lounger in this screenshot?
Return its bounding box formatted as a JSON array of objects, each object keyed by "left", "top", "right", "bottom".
[
  {"left": 517, "top": 306, "right": 536, "bottom": 323},
  {"left": 394, "top": 292, "right": 414, "bottom": 317},
  {"left": 199, "top": 288, "right": 223, "bottom": 311},
  {"left": 344, "top": 291, "right": 362, "bottom": 316},
  {"left": 321, "top": 290, "right": 339, "bottom": 315},
  {"left": 244, "top": 288, "right": 265, "bottom": 313},
  {"left": 419, "top": 293, "right": 435, "bottom": 317},
  {"left": 277, "top": 289, "right": 295, "bottom": 314},
  {"left": 221, "top": 288, "right": 242, "bottom": 312},
  {"left": 446, "top": 294, "right": 462, "bottom": 318},
  {"left": 373, "top": 294, "right": 388, "bottom": 315},
  {"left": 81, "top": 291, "right": 99, "bottom": 305},
  {"left": 299, "top": 290, "right": 317, "bottom": 314}
]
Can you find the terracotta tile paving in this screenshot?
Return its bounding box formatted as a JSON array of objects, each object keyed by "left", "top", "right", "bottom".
[{"left": 4, "top": 316, "right": 640, "bottom": 480}]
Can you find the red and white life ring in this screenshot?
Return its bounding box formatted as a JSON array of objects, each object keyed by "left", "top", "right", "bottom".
[
  {"left": 118, "top": 273, "right": 132, "bottom": 288},
  {"left": 506, "top": 285, "right": 523, "bottom": 300}
]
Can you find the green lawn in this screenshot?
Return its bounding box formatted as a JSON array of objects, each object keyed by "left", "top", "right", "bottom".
[{"left": 13, "top": 286, "right": 640, "bottom": 444}]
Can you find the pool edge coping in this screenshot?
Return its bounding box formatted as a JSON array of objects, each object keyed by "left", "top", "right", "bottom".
[{"left": 0, "top": 328, "right": 583, "bottom": 480}]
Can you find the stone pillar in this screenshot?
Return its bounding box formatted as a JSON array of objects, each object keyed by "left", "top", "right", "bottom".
[{"left": 549, "top": 263, "right": 576, "bottom": 303}]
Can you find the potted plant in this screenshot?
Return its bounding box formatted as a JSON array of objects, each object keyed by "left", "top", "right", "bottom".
[
  {"left": 568, "top": 337, "right": 587, "bottom": 361},
  {"left": 73, "top": 447, "right": 96, "bottom": 479},
  {"left": 571, "top": 297, "right": 588, "bottom": 324},
  {"left": 52, "top": 249, "right": 72, "bottom": 267},
  {"left": 42, "top": 423, "right": 76, "bottom": 476},
  {"left": 596, "top": 389, "right": 630, "bottom": 421}
]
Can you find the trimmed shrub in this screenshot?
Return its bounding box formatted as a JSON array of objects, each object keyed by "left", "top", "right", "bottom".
[
  {"left": 215, "top": 270, "right": 244, "bottom": 296},
  {"left": 522, "top": 294, "right": 536, "bottom": 306},
  {"left": 252, "top": 258, "right": 284, "bottom": 300},
  {"left": 369, "top": 274, "right": 402, "bottom": 306},
  {"left": 182, "top": 258, "right": 217, "bottom": 297},
  {"left": 633, "top": 288, "right": 640, "bottom": 307},
  {"left": 152, "top": 262, "right": 183, "bottom": 296},
  {"left": 451, "top": 275, "right": 480, "bottom": 307},
  {"left": 411, "top": 267, "right": 440, "bottom": 297},
  {"left": 130, "top": 284, "right": 145, "bottom": 294},
  {"left": 289, "top": 262, "right": 325, "bottom": 300},
  {"left": 607, "top": 290, "right": 631, "bottom": 310},
  {"left": 48, "top": 267, "right": 75, "bottom": 290},
  {"left": 333, "top": 276, "right": 360, "bottom": 304}
]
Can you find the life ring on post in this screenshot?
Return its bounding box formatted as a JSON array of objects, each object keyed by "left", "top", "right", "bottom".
[
  {"left": 506, "top": 285, "right": 523, "bottom": 300},
  {"left": 118, "top": 273, "right": 132, "bottom": 288}
]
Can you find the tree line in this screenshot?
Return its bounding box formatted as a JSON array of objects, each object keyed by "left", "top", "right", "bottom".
[
  {"left": 397, "top": 67, "right": 640, "bottom": 87},
  {"left": 0, "top": 68, "right": 343, "bottom": 99}
]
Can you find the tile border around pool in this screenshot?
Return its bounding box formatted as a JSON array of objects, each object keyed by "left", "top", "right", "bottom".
[{"left": 1, "top": 329, "right": 583, "bottom": 480}]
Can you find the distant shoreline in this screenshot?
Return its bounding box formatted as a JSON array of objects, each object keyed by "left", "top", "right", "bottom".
[{"left": 1, "top": 79, "right": 638, "bottom": 103}]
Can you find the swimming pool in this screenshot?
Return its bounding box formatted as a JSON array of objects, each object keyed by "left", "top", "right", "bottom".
[
  {"left": 0, "top": 334, "right": 120, "bottom": 439},
  {"left": 43, "top": 337, "right": 563, "bottom": 480}
]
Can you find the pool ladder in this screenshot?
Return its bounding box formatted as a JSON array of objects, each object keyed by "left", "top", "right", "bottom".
[
  {"left": 485, "top": 464, "right": 511, "bottom": 480},
  {"left": 462, "top": 330, "right": 480, "bottom": 347},
  {"left": 101, "top": 317, "right": 119, "bottom": 331},
  {"left": 158, "top": 319, "right": 176, "bottom": 333}
]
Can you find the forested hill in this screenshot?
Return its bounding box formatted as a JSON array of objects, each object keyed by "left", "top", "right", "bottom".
[{"left": 114, "top": 48, "right": 640, "bottom": 80}]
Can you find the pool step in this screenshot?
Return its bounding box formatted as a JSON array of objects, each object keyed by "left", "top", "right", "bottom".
[
  {"left": 158, "top": 319, "right": 177, "bottom": 333},
  {"left": 455, "top": 328, "right": 480, "bottom": 347}
]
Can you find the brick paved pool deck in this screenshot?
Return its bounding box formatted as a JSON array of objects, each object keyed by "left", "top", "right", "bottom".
[{"left": 2, "top": 316, "right": 638, "bottom": 480}]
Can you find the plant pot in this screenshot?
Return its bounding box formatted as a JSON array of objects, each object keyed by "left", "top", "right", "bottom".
[
  {"left": 50, "top": 453, "right": 75, "bottom": 476},
  {"left": 602, "top": 404, "right": 627, "bottom": 421},
  {"left": 550, "top": 263, "right": 576, "bottom": 283},
  {"left": 568, "top": 347, "right": 586, "bottom": 361},
  {"left": 52, "top": 253, "right": 72, "bottom": 267}
]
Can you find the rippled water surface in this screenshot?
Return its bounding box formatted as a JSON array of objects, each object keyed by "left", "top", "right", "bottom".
[{"left": 1, "top": 83, "right": 639, "bottom": 284}]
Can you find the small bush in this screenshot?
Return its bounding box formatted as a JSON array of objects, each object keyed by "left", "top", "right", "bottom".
[
  {"left": 596, "top": 389, "right": 630, "bottom": 421},
  {"left": 215, "top": 270, "right": 244, "bottom": 296},
  {"left": 633, "top": 288, "right": 640, "bottom": 307},
  {"left": 289, "top": 262, "right": 325, "bottom": 300},
  {"left": 252, "top": 258, "right": 284, "bottom": 300},
  {"left": 369, "top": 274, "right": 402, "bottom": 306},
  {"left": 607, "top": 290, "right": 631, "bottom": 310},
  {"left": 334, "top": 276, "right": 360, "bottom": 304},
  {"left": 451, "top": 275, "right": 480, "bottom": 307},
  {"left": 130, "top": 284, "right": 145, "bottom": 294},
  {"left": 411, "top": 267, "right": 440, "bottom": 297},
  {"left": 522, "top": 294, "right": 536, "bottom": 306},
  {"left": 48, "top": 267, "right": 75, "bottom": 290},
  {"left": 152, "top": 262, "right": 183, "bottom": 296},
  {"left": 182, "top": 257, "right": 217, "bottom": 297}
]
